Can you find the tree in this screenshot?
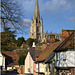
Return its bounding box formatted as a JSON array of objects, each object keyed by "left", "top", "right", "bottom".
[
  {"left": 16, "top": 37, "right": 26, "bottom": 47},
  {"left": 18, "top": 55, "right": 26, "bottom": 65},
  {"left": 55, "top": 38, "right": 60, "bottom": 42},
  {"left": 26, "top": 38, "right": 38, "bottom": 47},
  {"left": 1, "top": 0, "right": 25, "bottom": 32},
  {"left": 1, "top": 28, "right": 17, "bottom": 51}
]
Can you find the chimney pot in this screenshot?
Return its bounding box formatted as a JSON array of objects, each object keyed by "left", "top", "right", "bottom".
[{"left": 49, "top": 34, "right": 55, "bottom": 45}]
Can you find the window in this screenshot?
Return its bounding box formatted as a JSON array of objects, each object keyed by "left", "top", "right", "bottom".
[
  {"left": 32, "top": 33, "right": 34, "bottom": 35},
  {"left": 63, "top": 52, "right": 66, "bottom": 61},
  {"left": 56, "top": 53, "right": 59, "bottom": 61},
  {"left": 37, "top": 27, "right": 39, "bottom": 31},
  {"left": 58, "top": 36, "right": 59, "bottom": 39},
  {"left": 46, "top": 64, "right": 48, "bottom": 71},
  {"left": 27, "top": 68, "right": 30, "bottom": 72},
  {"left": 56, "top": 35, "right": 57, "bottom": 39},
  {"left": 45, "top": 35, "right": 46, "bottom": 38},
  {"left": 46, "top": 64, "right": 51, "bottom": 72},
  {"left": 36, "top": 64, "right": 38, "bottom": 69}
]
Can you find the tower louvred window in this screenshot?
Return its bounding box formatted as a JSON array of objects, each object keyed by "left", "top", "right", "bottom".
[{"left": 32, "top": 33, "right": 34, "bottom": 35}]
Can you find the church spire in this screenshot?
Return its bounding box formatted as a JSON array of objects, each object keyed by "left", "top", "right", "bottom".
[{"left": 34, "top": 0, "right": 40, "bottom": 19}]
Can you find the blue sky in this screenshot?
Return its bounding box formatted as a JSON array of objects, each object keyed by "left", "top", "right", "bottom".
[{"left": 16, "top": 0, "right": 75, "bottom": 40}]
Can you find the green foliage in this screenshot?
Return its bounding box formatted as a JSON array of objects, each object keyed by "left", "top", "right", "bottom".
[
  {"left": 26, "top": 38, "right": 38, "bottom": 47},
  {"left": 55, "top": 38, "right": 60, "bottom": 42},
  {"left": 1, "top": 28, "right": 17, "bottom": 51},
  {"left": 18, "top": 55, "right": 26, "bottom": 65},
  {"left": 16, "top": 37, "right": 26, "bottom": 47},
  {"left": 15, "top": 49, "right": 28, "bottom": 52}
]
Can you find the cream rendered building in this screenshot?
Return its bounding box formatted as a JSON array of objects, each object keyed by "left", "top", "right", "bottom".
[{"left": 30, "top": 0, "right": 43, "bottom": 42}]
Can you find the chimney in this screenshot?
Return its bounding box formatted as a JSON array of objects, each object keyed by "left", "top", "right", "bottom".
[
  {"left": 62, "top": 30, "right": 74, "bottom": 41},
  {"left": 42, "top": 38, "right": 47, "bottom": 43},
  {"left": 42, "top": 43, "right": 47, "bottom": 50},
  {"left": 50, "top": 34, "right": 55, "bottom": 46}
]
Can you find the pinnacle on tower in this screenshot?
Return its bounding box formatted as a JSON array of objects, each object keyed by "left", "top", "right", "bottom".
[{"left": 34, "top": 0, "right": 40, "bottom": 19}]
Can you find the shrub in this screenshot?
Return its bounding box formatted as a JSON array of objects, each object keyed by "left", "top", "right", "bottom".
[{"left": 18, "top": 55, "right": 26, "bottom": 65}]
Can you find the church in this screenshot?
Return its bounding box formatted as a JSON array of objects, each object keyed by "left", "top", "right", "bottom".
[{"left": 30, "top": 0, "right": 61, "bottom": 43}]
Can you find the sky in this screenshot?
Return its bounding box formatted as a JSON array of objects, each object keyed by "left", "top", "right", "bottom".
[{"left": 16, "top": 0, "right": 75, "bottom": 40}]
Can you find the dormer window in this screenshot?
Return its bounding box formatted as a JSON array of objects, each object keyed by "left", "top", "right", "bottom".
[{"left": 39, "top": 21, "right": 41, "bottom": 23}]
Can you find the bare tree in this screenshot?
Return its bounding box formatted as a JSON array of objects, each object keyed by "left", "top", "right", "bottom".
[{"left": 1, "top": 0, "right": 26, "bottom": 33}]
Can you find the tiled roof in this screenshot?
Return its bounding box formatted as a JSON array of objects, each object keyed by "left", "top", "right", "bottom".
[
  {"left": 37, "top": 41, "right": 61, "bottom": 62},
  {"left": 44, "top": 52, "right": 55, "bottom": 63},
  {"left": 2, "top": 51, "right": 27, "bottom": 66},
  {"left": 29, "top": 50, "right": 42, "bottom": 61},
  {"left": 37, "top": 30, "right": 74, "bottom": 62},
  {"left": 55, "top": 30, "right": 74, "bottom": 51}
]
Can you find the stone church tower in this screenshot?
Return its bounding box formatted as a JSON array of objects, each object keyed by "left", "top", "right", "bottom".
[{"left": 30, "top": 0, "right": 43, "bottom": 42}]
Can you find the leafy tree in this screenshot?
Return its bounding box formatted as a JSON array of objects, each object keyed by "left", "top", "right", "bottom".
[
  {"left": 55, "top": 38, "right": 60, "bottom": 42},
  {"left": 26, "top": 38, "right": 38, "bottom": 47},
  {"left": 16, "top": 37, "right": 26, "bottom": 47},
  {"left": 18, "top": 55, "right": 26, "bottom": 65}
]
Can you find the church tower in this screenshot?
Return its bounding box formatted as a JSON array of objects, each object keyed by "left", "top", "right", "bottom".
[{"left": 30, "top": 0, "right": 43, "bottom": 42}]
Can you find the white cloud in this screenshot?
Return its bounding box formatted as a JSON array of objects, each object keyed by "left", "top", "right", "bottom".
[
  {"left": 23, "top": 19, "right": 31, "bottom": 27},
  {"left": 40, "top": 0, "right": 73, "bottom": 13},
  {"left": 19, "top": 0, "right": 73, "bottom": 14},
  {"left": 65, "top": 17, "right": 75, "bottom": 22},
  {"left": 24, "top": 19, "right": 31, "bottom": 23}
]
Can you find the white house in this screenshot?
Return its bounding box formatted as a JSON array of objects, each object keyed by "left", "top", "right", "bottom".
[
  {"left": 55, "top": 50, "right": 75, "bottom": 68},
  {"left": 55, "top": 30, "right": 75, "bottom": 75},
  {"left": 0, "top": 52, "right": 5, "bottom": 70}
]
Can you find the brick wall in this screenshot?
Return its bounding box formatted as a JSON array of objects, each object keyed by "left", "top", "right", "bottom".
[{"left": 62, "top": 30, "right": 73, "bottom": 41}]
